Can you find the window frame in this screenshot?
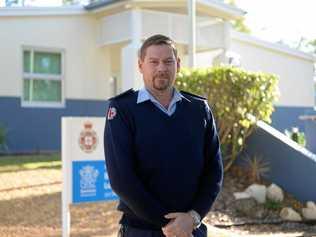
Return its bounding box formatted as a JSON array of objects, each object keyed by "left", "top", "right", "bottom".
[{"left": 21, "top": 46, "right": 65, "bottom": 108}]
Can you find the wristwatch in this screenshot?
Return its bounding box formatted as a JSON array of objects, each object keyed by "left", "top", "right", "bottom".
[{"left": 188, "top": 210, "right": 201, "bottom": 229}]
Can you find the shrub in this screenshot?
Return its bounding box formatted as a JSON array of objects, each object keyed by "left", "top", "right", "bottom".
[
  {"left": 264, "top": 200, "right": 283, "bottom": 211},
  {"left": 243, "top": 155, "right": 270, "bottom": 183},
  {"left": 0, "top": 124, "right": 7, "bottom": 152},
  {"left": 176, "top": 66, "right": 279, "bottom": 171},
  {"left": 285, "top": 127, "right": 306, "bottom": 147}
]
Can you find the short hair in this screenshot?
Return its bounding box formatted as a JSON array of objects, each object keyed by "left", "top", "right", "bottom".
[{"left": 139, "top": 34, "right": 178, "bottom": 60}]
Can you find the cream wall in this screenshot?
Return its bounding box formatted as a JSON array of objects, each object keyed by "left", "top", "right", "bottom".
[
  {"left": 230, "top": 37, "right": 315, "bottom": 107},
  {"left": 0, "top": 14, "right": 111, "bottom": 100}
]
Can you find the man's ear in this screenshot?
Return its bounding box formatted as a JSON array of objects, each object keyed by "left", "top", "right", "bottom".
[
  {"left": 176, "top": 57, "right": 181, "bottom": 73},
  {"left": 138, "top": 58, "right": 143, "bottom": 73}
]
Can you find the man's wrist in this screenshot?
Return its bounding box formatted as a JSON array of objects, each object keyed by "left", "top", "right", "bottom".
[{"left": 187, "top": 210, "right": 201, "bottom": 229}]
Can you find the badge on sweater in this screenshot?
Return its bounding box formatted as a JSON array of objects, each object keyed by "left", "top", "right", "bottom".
[{"left": 107, "top": 107, "right": 117, "bottom": 120}]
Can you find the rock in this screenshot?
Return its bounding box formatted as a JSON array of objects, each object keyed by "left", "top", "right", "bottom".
[
  {"left": 233, "top": 198, "right": 267, "bottom": 219},
  {"left": 245, "top": 184, "right": 267, "bottom": 204},
  {"left": 306, "top": 201, "right": 316, "bottom": 209},
  {"left": 234, "top": 198, "right": 257, "bottom": 216},
  {"left": 233, "top": 192, "right": 251, "bottom": 200},
  {"left": 267, "top": 183, "right": 284, "bottom": 202},
  {"left": 302, "top": 201, "right": 316, "bottom": 220},
  {"left": 253, "top": 207, "right": 267, "bottom": 219},
  {"left": 280, "top": 207, "right": 302, "bottom": 222}
]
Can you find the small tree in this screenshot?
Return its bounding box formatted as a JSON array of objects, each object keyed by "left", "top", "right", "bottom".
[{"left": 176, "top": 66, "right": 279, "bottom": 171}]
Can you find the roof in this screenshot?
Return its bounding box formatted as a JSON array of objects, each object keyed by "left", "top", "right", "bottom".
[
  {"left": 0, "top": 5, "right": 85, "bottom": 16},
  {"left": 84, "top": 0, "right": 122, "bottom": 10},
  {"left": 84, "top": 0, "right": 245, "bottom": 20},
  {"left": 0, "top": 0, "right": 245, "bottom": 20}
]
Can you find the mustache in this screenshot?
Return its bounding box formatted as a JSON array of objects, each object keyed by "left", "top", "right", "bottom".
[{"left": 154, "top": 72, "right": 170, "bottom": 78}]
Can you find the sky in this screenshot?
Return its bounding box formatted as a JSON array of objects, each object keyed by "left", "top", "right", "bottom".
[
  {"left": 235, "top": 0, "right": 316, "bottom": 45},
  {"left": 1, "top": 0, "right": 316, "bottom": 46}
]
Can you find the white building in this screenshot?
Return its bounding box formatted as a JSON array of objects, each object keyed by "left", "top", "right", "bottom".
[{"left": 0, "top": 0, "right": 315, "bottom": 152}]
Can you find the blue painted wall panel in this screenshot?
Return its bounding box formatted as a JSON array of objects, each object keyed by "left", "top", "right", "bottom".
[
  {"left": 0, "top": 97, "right": 109, "bottom": 153},
  {"left": 271, "top": 106, "right": 316, "bottom": 132},
  {"left": 1, "top": 96, "right": 315, "bottom": 154},
  {"left": 242, "top": 123, "right": 316, "bottom": 202},
  {"left": 304, "top": 119, "right": 316, "bottom": 153}
]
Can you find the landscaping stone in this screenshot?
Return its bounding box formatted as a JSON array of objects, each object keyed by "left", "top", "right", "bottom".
[
  {"left": 245, "top": 184, "right": 266, "bottom": 204},
  {"left": 302, "top": 201, "right": 316, "bottom": 220},
  {"left": 234, "top": 197, "right": 257, "bottom": 216},
  {"left": 267, "top": 183, "right": 284, "bottom": 202},
  {"left": 233, "top": 192, "right": 251, "bottom": 200},
  {"left": 280, "top": 207, "right": 302, "bottom": 222},
  {"left": 233, "top": 197, "right": 267, "bottom": 219}
]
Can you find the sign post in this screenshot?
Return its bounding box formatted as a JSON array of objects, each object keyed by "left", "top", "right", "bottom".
[{"left": 61, "top": 117, "right": 117, "bottom": 237}]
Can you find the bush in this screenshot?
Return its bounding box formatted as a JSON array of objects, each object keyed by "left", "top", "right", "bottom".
[
  {"left": 176, "top": 66, "right": 279, "bottom": 171},
  {"left": 285, "top": 127, "right": 306, "bottom": 147},
  {"left": 0, "top": 124, "right": 7, "bottom": 152}
]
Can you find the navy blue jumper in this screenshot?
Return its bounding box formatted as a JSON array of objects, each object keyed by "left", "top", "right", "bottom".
[{"left": 104, "top": 89, "right": 223, "bottom": 230}]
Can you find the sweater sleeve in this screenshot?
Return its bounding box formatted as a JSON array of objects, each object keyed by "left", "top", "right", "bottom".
[
  {"left": 190, "top": 102, "right": 224, "bottom": 220},
  {"left": 104, "top": 100, "right": 169, "bottom": 227}
]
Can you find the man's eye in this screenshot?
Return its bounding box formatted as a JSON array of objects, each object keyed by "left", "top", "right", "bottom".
[
  {"left": 165, "top": 60, "right": 174, "bottom": 64},
  {"left": 150, "top": 61, "right": 158, "bottom": 64}
]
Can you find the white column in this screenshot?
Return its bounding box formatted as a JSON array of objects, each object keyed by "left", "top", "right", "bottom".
[
  {"left": 214, "top": 21, "right": 232, "bottom": 65},
  {"left": 121, "top": 9, "right": 143, "bottom": 91},
  {"left": 187, "top": 0, "right": 196, "bottom": 68}
]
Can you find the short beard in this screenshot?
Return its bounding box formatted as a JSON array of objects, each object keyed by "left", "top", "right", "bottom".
[{"left": 153, "top": 73, "right": 172, "bottom": 91}]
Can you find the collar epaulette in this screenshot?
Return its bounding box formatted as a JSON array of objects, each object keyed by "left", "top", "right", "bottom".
[
  {"left": 180, "top": 90, "right": 207, "bottom": 101},
  {"left": 112, "top": 88, "right": 135, "bottom": 100}
]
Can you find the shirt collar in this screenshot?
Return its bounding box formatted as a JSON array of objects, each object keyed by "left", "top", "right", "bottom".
[{"left": 137, "top": 87, "right": 188, "bottom": 104}]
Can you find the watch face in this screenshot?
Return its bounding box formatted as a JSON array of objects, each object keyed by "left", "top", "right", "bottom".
[
  {"left": 188, "top": 210, "right": 201, "bottom": 227},
  {"left": 193, "top": 217, "right": 200, "bottom": 226}
]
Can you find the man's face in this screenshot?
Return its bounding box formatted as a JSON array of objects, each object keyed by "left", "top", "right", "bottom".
[{"left": 138, "top": 44, "right": 180, "bottom": 92}]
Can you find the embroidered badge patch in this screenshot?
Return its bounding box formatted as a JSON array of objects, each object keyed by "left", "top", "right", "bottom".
[{"left": 107, "top": 107, "right": 117, "bottom": 120}]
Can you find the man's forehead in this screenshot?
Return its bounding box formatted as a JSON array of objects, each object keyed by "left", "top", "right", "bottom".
[{"left": 144, "top": 44, "right": 175, "bottom": 58}]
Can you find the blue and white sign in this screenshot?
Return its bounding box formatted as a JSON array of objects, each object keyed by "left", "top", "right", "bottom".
[
  {"left": 72, "top": 160, "right": 116, "bottom": 203},
  {"left": 62, "top": 117, "right": 117, "bottom": 237}
]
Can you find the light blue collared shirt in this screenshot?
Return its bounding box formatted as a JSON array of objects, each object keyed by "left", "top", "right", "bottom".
[{"left": 137, "top": 87, "right": 186, "bottom": 116}]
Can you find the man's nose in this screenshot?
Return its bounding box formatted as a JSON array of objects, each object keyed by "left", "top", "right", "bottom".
[{"left": 157, "top": 62, "right": 167, "bottom": 71}]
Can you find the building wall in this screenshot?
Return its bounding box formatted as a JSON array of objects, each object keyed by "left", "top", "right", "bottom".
[
  {"left": 0, "top": 13, "right": 113, "bottom": 153},
  {"left": 271, "top": 106, "right": 315, "bottom": 133},
  {"left": 241, "top": 121, "right": 316, "bottom": 202},
  {"left": 0, "top": 96, "right": 108, "bottom": 152},
  {"left": 1, "top": 11, "right": 315, "bottom": 152},
  {"left": 230, "top": 36, "right": 315, "bottom": 108},
  {"left": 0, "top": 14, "right": 112, "bottom": 100}
]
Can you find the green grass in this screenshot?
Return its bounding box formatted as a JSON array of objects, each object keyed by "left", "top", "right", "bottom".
[
  {"left": 0, "top": 153, "right": 61, "bottom": 173},
  {"left": 264, "top": 200, "right": 283, "bottom": 211}
]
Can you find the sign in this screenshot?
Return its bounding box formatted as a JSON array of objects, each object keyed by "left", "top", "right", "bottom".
[
  {"left": 62, "top": 117, "right": 117, "bottom": 237},
  {"left": 72, "top": 160, "right": 116, "bottom": 203}
]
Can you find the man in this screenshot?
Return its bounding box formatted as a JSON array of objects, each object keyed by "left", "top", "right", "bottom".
[{"left": 104, "top": 34, "right": 223, "bottom": 237}]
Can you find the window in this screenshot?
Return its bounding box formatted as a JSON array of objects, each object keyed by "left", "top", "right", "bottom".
[{"left": 22, "top": 48, "right": 64, "bottom": 107}]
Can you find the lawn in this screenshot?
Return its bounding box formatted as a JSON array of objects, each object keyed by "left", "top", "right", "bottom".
[{"left": 0, "top": 153, "right": 61, "bottom": 173}]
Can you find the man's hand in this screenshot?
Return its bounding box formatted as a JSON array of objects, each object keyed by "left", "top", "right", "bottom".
[{"left": 162, "top": 212, "right": 194, "bottom": 237}]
